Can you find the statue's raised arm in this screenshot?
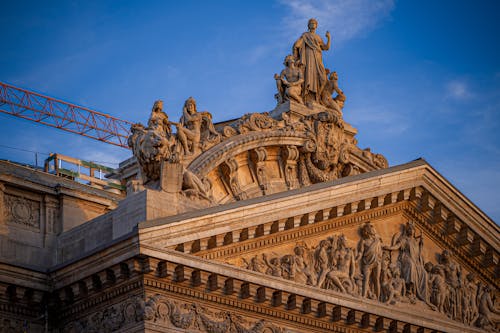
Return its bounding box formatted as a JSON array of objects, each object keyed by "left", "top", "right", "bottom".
[{"left": 292, "top": 18, "right": 331, "bottom": 104}]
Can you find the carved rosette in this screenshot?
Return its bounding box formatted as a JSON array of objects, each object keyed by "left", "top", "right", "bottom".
[{"left": 3, "top": 194, "right": 40, "bottom": 229}]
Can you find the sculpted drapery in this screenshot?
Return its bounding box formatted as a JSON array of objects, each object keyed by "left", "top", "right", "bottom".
[
  {"left": 293, "top": 18, "right": 331, "bottom": 103},
  {"left": 385, "top": 221, "right": 428, "bottom": 302}
]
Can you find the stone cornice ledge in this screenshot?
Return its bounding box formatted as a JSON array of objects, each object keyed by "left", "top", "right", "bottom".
[
  {"left": 0, "top": 262, "right": 50, "bottom": 291},
  {"left": 50, "top": 234, "right": 140, "bottom": 289},
  {"left": 140, "top": 245, "right": 482, "bottom": 333},
  {"left": 420, "top": 163, "right": 499, "bottom": 247},
  {"left": 138, "top": 159, "right": 497, "bottom": 251},
  {"left": 139, "top": 160, "right": 427, "bottom": 243}
]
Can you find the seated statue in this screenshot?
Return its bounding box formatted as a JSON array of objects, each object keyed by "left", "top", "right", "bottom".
[
  {"left": 321, "top": 70, "right": 346, "bottom": 113},
  {"left": 173, "top": 97, "right": 220, "bottom": 156},
  {"left": 128, "top": 100, "right": 175, "bottom": 184},
  {"left": 182, "top": 168, "right": 212, "bottom": 201},
  {"left": 148, "top": 100, "right": 172, "bottom": 136},
  {"left": 275, "top": 55, "right": 304, "bottom": 104}
]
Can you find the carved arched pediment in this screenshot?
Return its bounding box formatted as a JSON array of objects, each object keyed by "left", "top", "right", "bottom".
[
  {"left": 188, "top": 134, "right": 305, "bottom": 204},
  {"left": 188, "top": 130, "right": 307, "bottom": 177},
  {"left": 185, "top": 121, "right": 383, "bottom": 204}
]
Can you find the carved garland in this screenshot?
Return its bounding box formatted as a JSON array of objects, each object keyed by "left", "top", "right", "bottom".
[{"left": 63, "top": 295, "right": 283, "bottom": 333}]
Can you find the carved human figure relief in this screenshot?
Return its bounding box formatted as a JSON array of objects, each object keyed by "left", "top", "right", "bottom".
[
  {"left": 438, "top": 249, "right": 463, "bottom": 319},
  {"left": 234, "top": 220, "right": 496, "bottom": 330},
  {"left": 388, "top": 265, "right": 407, "bottom": 305},
  {"left": 463, "top": 273, "right": 479, "bottom": 325},
  {"left": 356, "top": 222, "right": 383, "bottom": 300},
  {"left": 475, "top": 283, "right": 500, "bottom": 331},
  {"left": 325, "top": 234, "right": 355, "bottom": 294},
  {"left": 384, "top": 221, "right": 428, "bottom": 302}
]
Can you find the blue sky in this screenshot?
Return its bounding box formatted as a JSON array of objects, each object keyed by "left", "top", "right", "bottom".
[{"left": 1, "top": 1, "right": 499, "bottom": 222}]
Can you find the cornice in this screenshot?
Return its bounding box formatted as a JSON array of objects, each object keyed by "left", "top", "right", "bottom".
[
  {"left": 137, "top": 160, "right": 498, "bottom": 282},
  {"left": 137, "top": 246, "right": 481, "bottom": 333},
  {"left": 0, "top": 262, "right": 49, "bottom": 291}
]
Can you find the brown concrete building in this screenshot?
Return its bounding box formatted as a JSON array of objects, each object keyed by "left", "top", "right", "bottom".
[{"left": 1, "top": 19, "right": 498, "bottom": 333}]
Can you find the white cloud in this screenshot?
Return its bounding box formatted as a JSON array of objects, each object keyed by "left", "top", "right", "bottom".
[
  {"left": 445, "top": 80, "right": 473, "bottom": 100},
  {"left": 279, "top": 0, "right": 395, "bottom": 43},
  {"left": 347, "top": 106, "right": 409, "bottom": 135}
]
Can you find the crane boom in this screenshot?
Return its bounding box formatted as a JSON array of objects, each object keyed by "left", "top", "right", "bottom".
[{"left": 0, "top": 81, "right": 133, "bottom": 148}]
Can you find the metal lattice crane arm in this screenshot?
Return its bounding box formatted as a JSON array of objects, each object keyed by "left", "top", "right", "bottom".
[{"left": 0, "top": 81, "right": 133, "bottom": 148}]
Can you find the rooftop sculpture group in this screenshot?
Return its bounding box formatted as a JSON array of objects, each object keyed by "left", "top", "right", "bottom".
[
  {"left": 275, "top": 18, "right": 345, "bottom": 114},
  {"left": 128, "top": 19, "right": 386, "bottom": 204}
]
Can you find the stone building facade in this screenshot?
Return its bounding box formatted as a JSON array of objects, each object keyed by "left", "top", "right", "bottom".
[{"left": 0, "top": 19, "right": 498, "bottom": 333}]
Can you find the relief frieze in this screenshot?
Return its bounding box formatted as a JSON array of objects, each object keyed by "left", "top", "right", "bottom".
[{"left": 237, "top": 221, "right": 499, "bottom": 332}]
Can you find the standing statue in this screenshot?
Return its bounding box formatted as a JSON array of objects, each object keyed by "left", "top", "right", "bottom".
[
  {"left": 356, "top": 222, "right": 383, "bottom": 300},
  {"left": 384, "top": 221, "right": 428, "bottom": 302},
  {"left": 321, "top": 70, "right": 346, "bottom": 113},
  {"left": 438, "top": 249, "right": 463, "bottom": 320},
  {"left": 293, "top": 18, "right": 331, "bottom": 104}
]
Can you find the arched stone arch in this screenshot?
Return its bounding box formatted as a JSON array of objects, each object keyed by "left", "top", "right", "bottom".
[
  {"left": 186, "top": 131, "right": 307, "bottom": 204},
  {"left": 186, "top": 130, "right": 381, "bottom": 205}
]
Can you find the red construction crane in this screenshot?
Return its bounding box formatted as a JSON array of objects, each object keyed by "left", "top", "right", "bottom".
[{"left": 0, "top": 81, "right": 133, "bottom": 148}]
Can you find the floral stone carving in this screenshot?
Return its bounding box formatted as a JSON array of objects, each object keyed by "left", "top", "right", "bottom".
[
  {"left": 3, "top": 193, "right": 40, "bottom": 229},
  {"left": 64, "top": 295, "right": 283, "bottom": 333}
]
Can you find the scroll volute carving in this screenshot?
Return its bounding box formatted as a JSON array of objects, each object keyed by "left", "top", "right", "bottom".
[
  {"left": 219, "top": 158, "right": 247, "bottom": 201},
  {"left": 250, "top": 147, "right": 269, "bottom": 193},
  {"left": 280, "top": 145, "right": 300, "bottom": 190}
]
